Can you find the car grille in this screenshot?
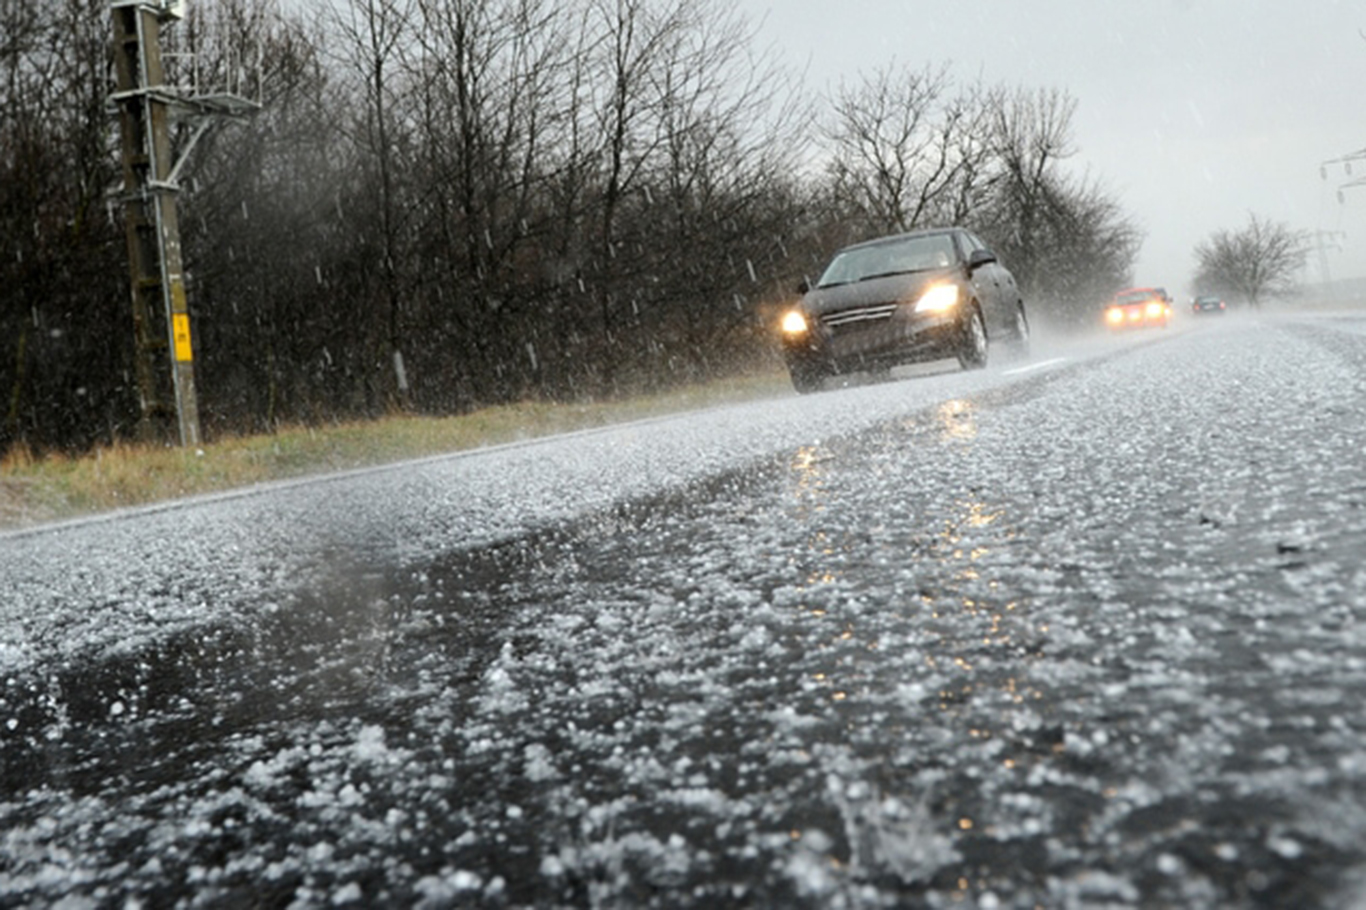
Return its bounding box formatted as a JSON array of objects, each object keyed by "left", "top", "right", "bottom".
[{"left": 819, "top": 303, "right": 898, "bottom": 334}]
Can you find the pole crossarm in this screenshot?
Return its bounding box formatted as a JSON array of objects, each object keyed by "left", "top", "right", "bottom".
[
  {"left": 1333, "top": 175, "right": 1366, "bottom": 205},
  {"left": 110, "top": 86, "right": 260, "bottom": 193},
  {"left": 1321, "top": 147, "right": 1366, "bottom": 180},
  {"left": 169, "top": 96, "right": 261, "bottom": 189}
]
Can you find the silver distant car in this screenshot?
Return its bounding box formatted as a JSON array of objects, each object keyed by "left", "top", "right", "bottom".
[{"left": 1192, "top": 294, "right": 1227, "bottom": 315}]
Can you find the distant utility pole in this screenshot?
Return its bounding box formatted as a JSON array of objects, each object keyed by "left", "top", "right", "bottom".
[
  {"left": 1309, "top": 229, "right": 1345, "bottom": 291},
  {"left": 110, "top": 0, "right": 258, "bottom": 447}
]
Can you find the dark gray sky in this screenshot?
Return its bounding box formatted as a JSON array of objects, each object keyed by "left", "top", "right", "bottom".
[{"left": 738, "top": 0, "right": 1366, "bottom": 295}]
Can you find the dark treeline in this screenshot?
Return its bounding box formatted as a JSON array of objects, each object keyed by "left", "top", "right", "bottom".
[{"left": 1, "top": 0, "right": 1140, "bottom": 456}]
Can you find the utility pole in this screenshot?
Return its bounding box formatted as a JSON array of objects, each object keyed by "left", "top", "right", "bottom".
[
  {"left": 1309, "top": 230, "right": 1345, "bottom": 284},
  {"left": 110, "top": 0, "right": 258, "bottom": 447}
]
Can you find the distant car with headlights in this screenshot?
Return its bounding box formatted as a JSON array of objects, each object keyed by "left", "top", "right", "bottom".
[
  {"left": 1105, "top": 287, "right": 1172, "bottom": 330},
  {"left": 1191, "top": 294, "right": 1227, "bottom": 315},
  {"left": 777, "top": 227, "right": 1029, "bottom": 393}
]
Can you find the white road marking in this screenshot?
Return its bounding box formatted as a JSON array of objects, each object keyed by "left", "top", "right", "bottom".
[{"left": 1003, "top": 357, "right": 1067, "bottom": 376}]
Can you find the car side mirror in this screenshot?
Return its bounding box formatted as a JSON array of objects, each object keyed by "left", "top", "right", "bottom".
[
  {"left": 967, "top": 248, "right": 996, "bottom": 271},
  {"left": 796, "top": 278, "right": 810, "bottom": 294}
]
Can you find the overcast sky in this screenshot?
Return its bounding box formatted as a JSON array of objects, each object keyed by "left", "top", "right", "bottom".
[{"left": 737, "top": 0, "right": 1366, "bottom": 295}]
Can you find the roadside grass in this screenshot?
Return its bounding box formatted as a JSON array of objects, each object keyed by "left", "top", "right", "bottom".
[{"left": 0, "top": 370, "right": 793, "bottom": 531}]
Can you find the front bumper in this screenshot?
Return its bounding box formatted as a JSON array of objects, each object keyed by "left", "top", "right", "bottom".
[
  {"left": 1105, "top": 306, "right": 1170, "bottom": 330},
  {"left": 781, "top": 308, "right": 964, "bottom": 374}
]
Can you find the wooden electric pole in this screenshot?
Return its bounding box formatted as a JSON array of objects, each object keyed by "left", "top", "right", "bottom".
[{"left": 110, "top": 0, "right": 257, "bottom": 447}]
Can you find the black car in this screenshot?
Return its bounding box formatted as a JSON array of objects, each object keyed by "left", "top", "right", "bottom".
[
  {"left": 1192, "top": 294, "right": 1227, "bottom": 315},
  {"left": 778, "top": 227, "right": 1029, "bottom": 393}
]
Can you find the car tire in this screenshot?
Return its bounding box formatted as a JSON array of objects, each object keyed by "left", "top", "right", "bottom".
[
  {"left": 957, "top": 305, "right": 988, "bottom": 371},
  {"left": 1004, "top": 301, "right": 1030, "bottom": 360},
  {"left": 788, "top": 363, "right": 827, "bottom": 394}
]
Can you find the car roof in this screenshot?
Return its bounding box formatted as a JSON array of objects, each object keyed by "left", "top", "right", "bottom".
[{"left": 838, "top": 227, "right": 960, "bottom": 253}]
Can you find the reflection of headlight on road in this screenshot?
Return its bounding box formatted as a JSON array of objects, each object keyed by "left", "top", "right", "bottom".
[
  {"left": 781, "top": 310, "right": 809, "bottom": 335},
  {"left": 914, "top": 283, "right": 959, "bottom": 313}
]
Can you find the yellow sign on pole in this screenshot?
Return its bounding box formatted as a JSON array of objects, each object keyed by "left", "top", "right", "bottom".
[{"left": 172, "top": 312, "right": 193, "bottom": 362}]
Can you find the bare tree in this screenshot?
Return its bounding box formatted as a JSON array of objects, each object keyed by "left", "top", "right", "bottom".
[
  {"left": 590, "top": 0, "right": 693, "bottom": 256},
  {"left": 321, "top": 0, "right": 415, "bottom": 408},
  {"left": 1192, "top": 214, "right": 1308, "bottom": 308},
  {"left": 636, "top": 0, "right": 802, "bottom": 381},
  {"left": 175, "top": 0, "right": 356, "bottom": 432},
  {"left": 985, "top": 87, "right": 1077, "bottom": 262},
  {"left": 1, "top": 0, "right": 127, "bottom": 454},
  {"left": 824, "top": 63, "right": 989, "bottom": 235},
  {"left": 975, "top": 85, "right": 1140, "bottom": 323},
  {"left": 400, "top": 0, "right": 582, "bottom": 405},
  {"left": 1019, "top": 175, "right": 1142, "bottom": 323}
]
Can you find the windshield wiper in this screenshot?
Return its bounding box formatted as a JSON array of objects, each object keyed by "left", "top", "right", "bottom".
[{"left": 856, "top": 268, "right": 926, "bottom": 282}]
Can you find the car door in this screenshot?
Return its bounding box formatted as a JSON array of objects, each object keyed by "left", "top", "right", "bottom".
[
  {"left": 959, "top": 231, "right": 1007, "bottom": 332},
  {"left": 980, "top": 232, "right": 1021, "bottom": 328}
]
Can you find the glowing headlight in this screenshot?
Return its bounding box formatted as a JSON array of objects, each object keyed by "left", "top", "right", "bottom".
[
  {"left": 780, "top": 310, "right": 809, "bottom": 335},
  {"left": 1105, "top": 308, "right": 1124, "bottom": 325},
  {"left": 914, "top": 284, "right": 960, "bottom": 314},
  {"left": 1145, "top": 301, "right": 1165, "bottom": 318}
]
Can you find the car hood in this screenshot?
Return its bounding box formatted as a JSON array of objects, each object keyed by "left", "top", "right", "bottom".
[{"left": 803, "top": 269, "right": 954, "bottom": 316}]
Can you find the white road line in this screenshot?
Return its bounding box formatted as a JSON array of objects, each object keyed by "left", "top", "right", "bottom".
[{"left": 1003, "top": 357, "right": 1068, "bottom": 376}]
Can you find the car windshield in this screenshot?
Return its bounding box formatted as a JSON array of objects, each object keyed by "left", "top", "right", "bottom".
[
  {"left": 817, "top": 234, "right": 956, "bottom": 287},
  {"left": 1115, "top": 290, "right": 1157, "bottom": 305}
]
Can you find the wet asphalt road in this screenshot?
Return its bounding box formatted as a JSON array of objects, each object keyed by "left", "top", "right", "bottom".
[{"left": 4, "top": 313, "right": 1366, "bottom": 908}]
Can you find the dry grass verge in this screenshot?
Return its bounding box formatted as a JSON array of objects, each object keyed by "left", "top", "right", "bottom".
[{"left": 0, "top": 371, "right": 792, "bottom": 531}]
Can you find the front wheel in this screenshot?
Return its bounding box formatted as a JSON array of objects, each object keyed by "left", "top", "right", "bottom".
[
  {"left": 1003, "top": 300, "right": 1030, "bottom": 360},
  {"left": 956, "top": 306, "right": 988, "bottom": 371}
]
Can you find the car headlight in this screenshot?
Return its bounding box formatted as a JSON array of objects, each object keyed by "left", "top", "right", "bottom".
[
  {"left": 780, "top": 310, "right": 809, "bottom": 335},
  {"left": 1145, "top": 301, "right": 1165, "bottom": 318},
  {"left": 1106, "top": 308, "right": 1124, "bottom": 325},
  {"left": 914, "top": 284, "right": 959, "bottom": 314}
]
